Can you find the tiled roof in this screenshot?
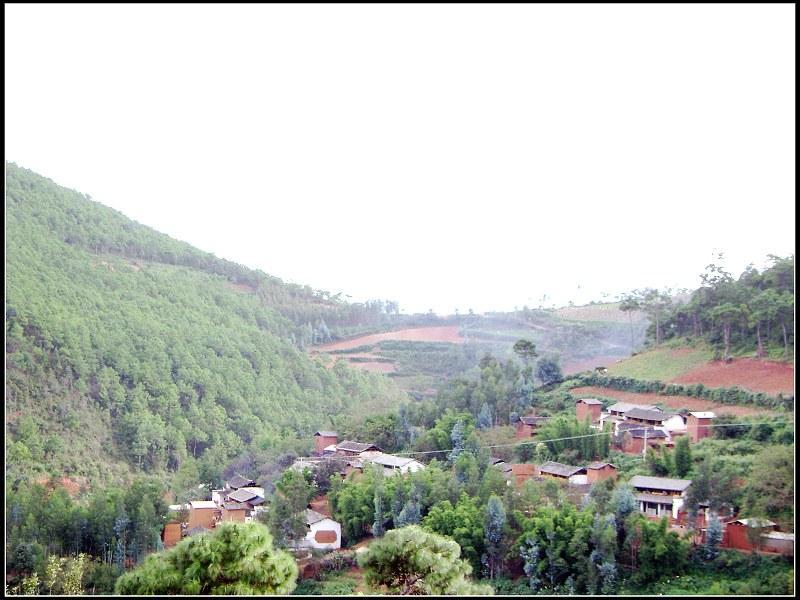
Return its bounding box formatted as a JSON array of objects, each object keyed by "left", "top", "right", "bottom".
[
  {"left": 227, "top": 488, "right": 259, "bottom": 503},
  {"left": 315, "top": 431, "right": 338, "bottom": 437},
  {"left": 227, "top": 474, "right": 256, "bottom": 489},
  {"left": 586, "top": 462, "right": 616, "bottom": 470},
  {"left": 630, "top": 428, "right": 667, "bottom": 439},
  {"left": 689, "top": 412, "right": 716, "bottom": 419},
  {"left": 306, "top": 509, "right": 334, "bottom": 525},
  {"left": 635, "top": 493, "right": 676, "bottom": 505},
  {"left": 336, "top": 440, "right": 382, "bottom": 453},
  {"left": 223, "top": 501, "right": 249, "bottom": 511},
  {"left": 608, "top": 403, "right": 661, "bottom": 413},
  {"left": 626, "top": 408, "right": 676, "bottom": 422},
  {"left": 367, "top": 454, "right": 418, "bottom": 468},
  {"left": 539, "top": 461, "right": 584, "bottom": 478},
  {"left": 189, "top": 500, "right": 218, "bottom": 510},
  {"left": 629, "top": 475, "right": 692, "bottom": 492},
  {"left": 519, "top": 416, "right": 550, "bottom": 425},
  {"left": 577, "top": 398, "right": 603, "bottom": 405}
]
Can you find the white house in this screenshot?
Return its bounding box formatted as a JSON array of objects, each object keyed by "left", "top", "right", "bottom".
[
  {"left": 629, "top": 475, "right": 692, "bottom": 520},
  {"left": 300, "top": 509, "right": 341, "bottom": 551},
  {"left": 365, "top": 453, "right": 426, "bottom": 477}
]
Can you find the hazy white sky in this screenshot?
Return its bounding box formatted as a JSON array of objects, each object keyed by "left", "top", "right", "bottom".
[{"left": 5, "top": 4, "right": 795, "bottom": 314}]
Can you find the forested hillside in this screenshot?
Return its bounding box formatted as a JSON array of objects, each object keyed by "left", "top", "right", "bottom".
[
  {"left": 5, "top": 163, "right": 405, "bottom": 487},
  {"left": 624, "top": 255, "right": 794, "bottom": 359}
]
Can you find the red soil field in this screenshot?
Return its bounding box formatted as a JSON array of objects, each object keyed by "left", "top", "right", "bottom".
[
  {"left": 570, "top": 386, "right": 777, "bottom": 417},
  {"left": 313, "top": 326, "right": 464, "bottom": 352},
  {"left": 671, "top": 358, "right": 794, "bottom": 395}
]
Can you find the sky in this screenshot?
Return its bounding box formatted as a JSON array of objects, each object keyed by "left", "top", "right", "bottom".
[{"left": 5, "top": 4, "right": 795, "bottom": 315}]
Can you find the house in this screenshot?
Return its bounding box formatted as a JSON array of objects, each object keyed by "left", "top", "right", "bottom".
[
  {"left": 624, "top": 408, "right": 686, "bottom": 432},
  {"left": 314, "top": 431, "right": 339, "bottom": 455},
  {"left": 219, "top": 501, "right": 249, "bottom": 523},
  {"left": 187, "top": 500, "right": 219, "bottom": 530},
  {"left": 629, "top": 475, "right": 692, "bottom": 520},
  {"left": 515, "top": 415, "right": 550, "bottom": 439},
  {"left": 335, "top": 440, "right": 383, "bottom": 457},
  {"left": 576, "top": 398, "right": 603, "bottom": 423},
  {"left": 301, "top": 509, "right": 341, "bottom": 551},
  {"left": 365, "top": 453, "right": 425, "bottom": 477},
  {"left": 724, "top": 518, "right": 778, "bottom": 551},
  {"left": 538, "top": 461, "right": 587, "bottom": 484},
  {"left": 585, "top": 462, "right": 618, "bottom": 484},
  {"left": 687, "top": 412, "right": 715, "bottom": 443},
  {"left": 491, "top": 457, "right": 513, "bottom": 475},
  {"left": 621, "top": 427, "right": 668, "bottom": 454},
  {"left": 509, "top": 463, "right": 538, "bottom": 487}
]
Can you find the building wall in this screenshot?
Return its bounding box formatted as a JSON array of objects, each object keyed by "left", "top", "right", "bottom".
[
  {"left": 162, "top": 522, "right": 182, "bottom": 548},
  {"left": 576, "top": 402, "right": 601, "bottom": 423},
  {"left": 515, "top": 422, "right": 534, "bottom": 439},
  {"left": 187, "top": 508, "right": 218, "bottom": 530},
  {"left": 761, "top": 535, "right": 794, "bottom": 556},
  {"left": 303, "top": 519, "right": 341, "bottom": 550},
  {"left": 586, "top": 465, "right": 617, "bottom": 484},
  {"left": 220, "top": 508, "right": 248, "bottom": 523},
  {"left": 687, "top": 415, "right": 713, "bottom": 443},
  {"left": 315, "top": 435, "right": 338, "bottom": 454}
]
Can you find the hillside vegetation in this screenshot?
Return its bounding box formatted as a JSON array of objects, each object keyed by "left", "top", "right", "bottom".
[{"left": 5, "top": 163, "right": 405, "bottom": 487}]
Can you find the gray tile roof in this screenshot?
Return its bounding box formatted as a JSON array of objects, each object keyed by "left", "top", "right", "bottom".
[
  {"left": 577, "top": 398, "right": 603, "bottom": 405},
  {"left": 519, "top": 416, "right": 550, "bottom": 426},
  {"left": 306, "top": 509, "right": 334, "bottom": 525},
  {"left": 586, "top": 462, "right": 616, "bottom": 470},
  {"left": 630, "top": 428, "right": 667, "bottom": 439},
  {"left": 625, "top": 408, "right": 676, "bottom": 422},
  {"left": 227, "top": 488, "right": 259, "bottom": 503},
  {"left": 336, "top": 440, "right": 382, "bottom": 453},
  {"left": 629, "top": 475, "right": 692, "bottom": 492},
  {"left": 635, "top": 493, "right": 676, "bottom": 505},
  {"left": 539, "top": 461, "right": 585, "bottom": 478},
  {"left": 315, "top": 431, "right": 338, "bottom": 437},
  {"left": 227, "top": 474, "right": 256, "bottom": 489}
]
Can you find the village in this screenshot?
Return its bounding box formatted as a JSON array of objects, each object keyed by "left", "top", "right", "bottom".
[{"left": 163, "top": 396, "right": 794, "bottom": 576}]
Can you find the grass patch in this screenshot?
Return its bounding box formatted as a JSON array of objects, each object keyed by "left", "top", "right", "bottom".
[{"left": 607, "top": 347, "right": 712, "bottom": 380}]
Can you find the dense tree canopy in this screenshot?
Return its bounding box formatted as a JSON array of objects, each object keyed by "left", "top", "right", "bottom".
[{"left": 114, "top": 522, "right": 297, "bottom": 595}]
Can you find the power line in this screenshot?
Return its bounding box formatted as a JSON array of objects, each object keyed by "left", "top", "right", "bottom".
[
  {"left": 293, "top": 418, "right": 793, "bottom": 462},
  {"left": 392, "top": 418, "right": 793, "bottom": 457}
]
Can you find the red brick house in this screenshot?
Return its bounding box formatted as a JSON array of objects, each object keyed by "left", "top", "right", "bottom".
[
  {"left": 314, "top": 431, "right": 339, "bottom": 455},
  {"left": 515, "top": 415, "right": 550, "bottom": 439},
  {"left": 621, "top": 427, "right": 667, "bottom": 454},
  {"left": 585, "top": 462, "right": 618, "bottom": 484},
  {"left": 509, "top": 463, "right": 538, "bottom": 487},
  {"left": 686, "top": 412, "right": 715, "bottom": 443},
  {"left": 576, "top": 398, "right": 603, "bottom": 423}
]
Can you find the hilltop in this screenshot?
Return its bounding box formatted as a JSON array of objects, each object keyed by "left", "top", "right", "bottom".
[{"left": 5, "top": 163, "right": 406, "bottom": 489}]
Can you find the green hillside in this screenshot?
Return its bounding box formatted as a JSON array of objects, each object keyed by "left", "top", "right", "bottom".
[{"left": 5, "top": 163, "right": 405, "bottom": 487}]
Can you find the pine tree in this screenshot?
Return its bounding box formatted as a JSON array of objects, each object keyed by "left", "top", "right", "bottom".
[
  {"left": 448, "top": 420, "right": 465, "bottom": 463},
  {"left": 483, "top": 495, "right": 506, "bottom": 579},
  {"left": 520, "top": 539, "right": 541, "bottom": 591},
  {"left": 703, "top": 515, "right": 723, "bottom": 562},
  {"left": 674, "top": 436, "right": 692, "bottom": 478},
  {"left": 477, "top": 403, "right": 492, "bottom": 430}
]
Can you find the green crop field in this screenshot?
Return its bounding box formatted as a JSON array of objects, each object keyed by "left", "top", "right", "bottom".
[{"left": 606, "top": 346, "right": 713, "bottom": 380}]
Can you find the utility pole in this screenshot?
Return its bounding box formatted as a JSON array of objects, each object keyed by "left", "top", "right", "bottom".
[{"left": 642, "top": 428, "right": 647, "bottom": 459}]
